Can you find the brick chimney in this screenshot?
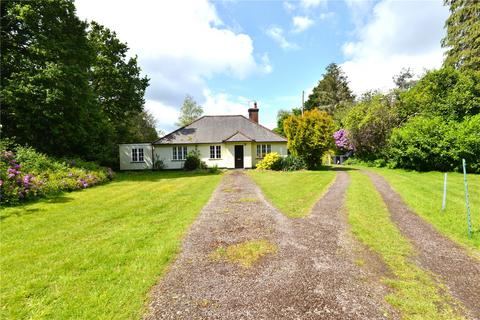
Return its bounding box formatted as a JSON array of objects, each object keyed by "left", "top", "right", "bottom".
[{"left": 248, "top": 101, "right": 259, "bottom": 123}]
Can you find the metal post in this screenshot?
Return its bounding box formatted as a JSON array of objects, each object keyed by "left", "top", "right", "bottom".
[
  {"left": 442, "top": 172, "right": 447, "bottom": 211},
  {"left": 462, "top": 159, "right": 472, "bottom": 238}
]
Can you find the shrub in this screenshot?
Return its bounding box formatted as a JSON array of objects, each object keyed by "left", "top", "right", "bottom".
[
  {"left": 183, "top": 150, "right": 206, "bottom": 171},
  {"left": 0, "top": 144, "right": 114, "bottom": 205},
  {"left": 280, "top": 155, "right": 307, "bottom": 171},
  {"left": 284, "top": 109, "right": 335, "bottom": 169},
  {"left": 386, "top": 115, "right": 480, "bottom": 173},
  {"left": 256, "top": 152, "right": 282, "bottom": 170},
  {"left": 208, "top": 164, "right": 220, "bottom": 174}
]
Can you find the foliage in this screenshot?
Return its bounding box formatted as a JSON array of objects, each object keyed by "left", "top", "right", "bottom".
[
  {"left": 343, "top": 93, "right": 399, "bottom": 160},
  {"left": 333, "top": 129, "right": 353, "bottom": 151},
  {"left": 393, "top": 68, "right": 417, "bottom": 91},
  {"left": 398, "top": 67, "right": 480, "bottom": 121},
  {"left": 347, "top": 171, "right": 464, "bottom": 319},
  {"left": 442, "top": 0, "right": 480, "bottom": 72},
  {"left": 0, "top": 171, "right": 221, "bottom": 319},
  {"left": 183, "top": 149, "right": 206, "bottom": 171},
  {"left": 256, "top": 152, "right": 282, "bottom": 170},
  {"left": 87, "top": 22, "right": 155, "bottom": 164},
  {"left": 0, "top": 145, "right": 113, "bottom": 205},
  {"left": 247, "top": 170, "right": 336, "bottom": 218},
  {"left": 0, "top": 0, "right": 105, "bottom": 159},
  {"left": 176, "top": 95, "right": 203, "bottom": 127},
  {"left": 284, "top": 109, "right": 335, "bottom": 169},
  {"left": 304, "top": 63, "right": 354, "bottom": 115},
  {"left": 0, "top": 1, "right": 155, "bottom": 167},
  {"left": 280, "top": 155, "right": 307, "bottom": 171},
  {"left": 387, "top": 115, "right": 480, "bottom": 173},
  {"left": 272, "top": 108, "right": 302, "bottom": 136}
]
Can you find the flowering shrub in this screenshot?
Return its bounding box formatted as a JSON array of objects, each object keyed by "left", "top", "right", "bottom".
[
  {"left": 0, "top": 146, "right": 114, "bottom": 205},
  {"left": 333, "top": 129, "right": 353, "bottom": 151},
  {"left": 256, "top": 152, "right": 282, "bottom": 170}
]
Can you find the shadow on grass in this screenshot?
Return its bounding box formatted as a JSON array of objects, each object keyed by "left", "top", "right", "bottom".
[
  {"left": 116, "top": 170, "right": 223, "bottom": 182},
  {"left": 312, "top": 165, "right": 358, "bottom": 172},
  {"left": 0, "top": 195, "right": 75, "bottom": 221}
]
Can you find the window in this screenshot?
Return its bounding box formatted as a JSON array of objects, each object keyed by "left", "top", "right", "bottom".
[
  {"left": 256, "top": 144, "right": 271, "bottom": 158},
  {"left": 173, "top": 146, "right": 187, "bottom": 160},
  {"left": 131, "top": 148, "right": 144, "bottom": 162},
  {"left": 210, "top": 145, "right": 221, "bottom": 159}
]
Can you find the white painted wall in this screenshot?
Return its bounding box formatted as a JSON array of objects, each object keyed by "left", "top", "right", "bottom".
[
  {"left": 120, "top": 141, "right": 288, "bottom": 170},
  {"left": 153, "top": 142, "right": 287, "bottom": 169},
  {"left": 251, "top": 142, "right": 288, "bottom": 167},
  {"left": 119, "top": 143, "right": 153, "bottom": 170}
]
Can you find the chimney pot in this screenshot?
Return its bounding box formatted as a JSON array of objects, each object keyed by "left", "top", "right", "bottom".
[{"left": 248, "top": 101, "right": 259, "bottom": 123}]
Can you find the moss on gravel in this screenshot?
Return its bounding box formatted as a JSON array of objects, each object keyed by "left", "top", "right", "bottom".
[{"left": 211, "top": 240, "right": 277, "bottom": 268}]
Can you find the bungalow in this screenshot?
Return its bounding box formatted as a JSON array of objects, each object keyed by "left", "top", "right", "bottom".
[{"left": 119, "top": 103, "right": 288, "bottom": 170}]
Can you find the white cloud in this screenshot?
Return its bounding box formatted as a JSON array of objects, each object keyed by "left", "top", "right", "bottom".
[
  {"left": 266, "top": 26, "right": 299, "bottom": 50},
  {"left": 300, "top": 0, "right": 326, "bottom": 9},
  {"left": 283, "top": 1, "right": 295, "bottom": 12},
  {"left": 202, "top": 89, "right": 249, "bottom": 116},
  {"left": 340, "top": 0, "right": 449, "bottom": 95},
  {"left": 261, "top": 53, "right": 273, "bottom": 74},
  {"left": 293, "top": 16, "right": 314, "bottom": 33},
  {"left": 75, "top": 0, "right": 268, "bottom": 130}
]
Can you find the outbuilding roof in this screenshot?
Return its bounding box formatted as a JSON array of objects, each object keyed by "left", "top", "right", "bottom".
[{"left": 153, "top": 115, "right": 286, "bottom": 145}]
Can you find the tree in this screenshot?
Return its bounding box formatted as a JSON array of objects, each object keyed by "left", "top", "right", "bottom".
[
  {"left": 398, "top": 67, "right": 480, "bottom": 121},
  {"left": 127, "top": 110, "right": 159, "bottom": 142},
  {"left": 87, "top": 22, "right": 149, "bottom": 127},
  {"left": 343, "top": 93, "right": 399, "bottom": 160},
  {"left": 1, "top": 0, "right": 107, "bottom": 159},
  {"left": 442, "top": 0, "right": 480, "bottom": 72},
  {"left": 284, "top": 110, "right": 335, "bottom": 169},
  {"left": 272, "top": 108, "right": 301, "bottom": 136},
  {"left": 393, "top": 68, "right": 417, "bottom": 91},
  {"left": 304, "top": 63, "right": 354, "bottom": 115},
  {"left": 176, "top": 95, "right": 203, "bottom": 126}
]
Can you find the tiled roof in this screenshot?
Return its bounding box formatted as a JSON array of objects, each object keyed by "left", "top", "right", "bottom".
[{"left": 153, "top": 115, "right": 286, "bottom": 145}]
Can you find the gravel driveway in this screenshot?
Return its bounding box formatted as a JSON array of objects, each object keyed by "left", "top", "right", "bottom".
[{"left": 145, "top": 171, "right": 393, "bottom": 319}]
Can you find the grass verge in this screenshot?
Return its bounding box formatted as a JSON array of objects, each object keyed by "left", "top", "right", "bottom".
[
  {"left": 211, "top": 239, "right": 277, "bottom": 268},
  {"left": 346, "top": 171, "right": 463, "bottom": 319},
  {"left": 368, "top": 167, "right": 479, "bottom": 255},
  {"left": 247, "top": 170, "right": 336, "bottom": 218},
  {"left": 0, "top": 171, "right": 222, "bottom": 320}
]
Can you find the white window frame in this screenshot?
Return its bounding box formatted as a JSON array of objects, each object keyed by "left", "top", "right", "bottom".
[
  {"left": 256, "top": 144, "right": 272, "bottom": 158},
  {"left": 131, "top": 147, "right": 145, "bottom": 162},
  {"left": 173, "top": 146, "right": 187, "bottom": 160},
  {"left": 209, "top": 145, "right": 221, "bottom": 159}
]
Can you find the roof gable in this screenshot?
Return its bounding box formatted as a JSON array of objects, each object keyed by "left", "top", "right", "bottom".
[{"left": 154, "top": 115, "right": 286, "bottom": 145}]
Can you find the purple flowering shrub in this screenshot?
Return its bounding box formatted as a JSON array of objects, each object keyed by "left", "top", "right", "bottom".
[
  {"left": 1, "top": 146, "right": 114, "bottom": 205},
  {"left": 333, "top": 129, "right": 354, "bottom": 152}
]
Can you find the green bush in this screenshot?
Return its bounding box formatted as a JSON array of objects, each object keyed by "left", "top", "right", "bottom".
[
  {"left": 183, "top": 150, "right": 206, "bottom": 171},
  {"left": 256, "top": 152, "right": 282, "bottom": 170},
  {"left": 280, "top": 155, "right": 307, "bottom": 171},
  {"left": 386, "top": 115, "right": 480, "bottom": 173},
  {"left": 0, "top": 144, "right": 114, "bottom": 205}
]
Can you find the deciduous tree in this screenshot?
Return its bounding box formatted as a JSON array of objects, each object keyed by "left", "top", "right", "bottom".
[{"left": 176, "top": 95, "right": 203, "bottom": 127}]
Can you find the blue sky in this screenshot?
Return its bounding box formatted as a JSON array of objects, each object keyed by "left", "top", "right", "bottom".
[{"left": 75, "top": 0, "right": 448, "bottom": 133}]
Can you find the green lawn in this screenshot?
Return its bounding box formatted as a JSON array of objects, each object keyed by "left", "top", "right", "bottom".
[
  {"left": 346, "top": 171, "right": 462, "bottom": 319},
  {"left": 0, "top": 171, "right": 222, "bottom": 320},
  {"left": 367, "top": 167, "right": 480, "bottom": 256},
  {"left": 247, "top": 170, "right": 337, "bottom": 218}
]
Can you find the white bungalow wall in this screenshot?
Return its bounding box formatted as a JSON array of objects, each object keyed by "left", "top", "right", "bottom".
[
  {"left": 152, "top": 142, "right": 287, "bottom": 169},
  {"left": 119, "top": 143, "right": 153, "bottom": 170}
]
